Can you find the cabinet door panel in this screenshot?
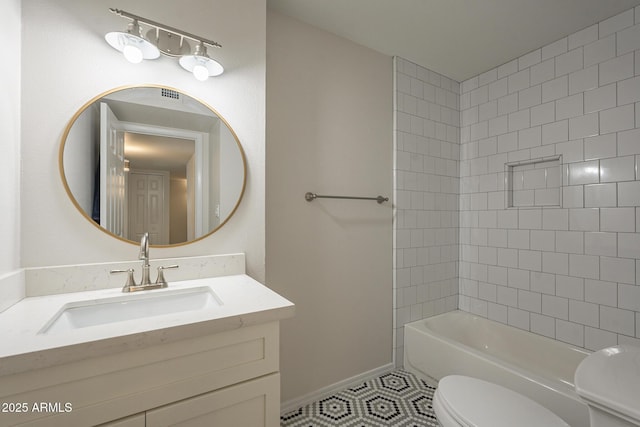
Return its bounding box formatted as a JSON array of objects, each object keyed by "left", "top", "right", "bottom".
[
  {"left": 146, "top": 373, "right": 279, "bottom": 427},
  {"left": 97, "top": 413, "right": 145, "bottom": 427}
]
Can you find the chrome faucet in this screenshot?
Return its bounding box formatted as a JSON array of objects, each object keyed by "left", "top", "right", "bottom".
[
  {"left": 110, "top": 232, "right": 179, "bottom": 292},
  {"left": 139, "top": 232, "right": 151, "bottom": 286}
]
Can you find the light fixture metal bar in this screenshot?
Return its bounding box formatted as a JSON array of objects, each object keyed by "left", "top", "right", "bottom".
[{"left": 109, "top": 8, "right": 221, "bottom": 49}]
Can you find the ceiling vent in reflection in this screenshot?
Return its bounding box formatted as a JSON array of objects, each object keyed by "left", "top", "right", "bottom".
[{"left": 161, "top": 88, "right": 181, "bottom": 100}]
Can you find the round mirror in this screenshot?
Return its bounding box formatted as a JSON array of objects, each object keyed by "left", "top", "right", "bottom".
[{"left": 59, "top": 85, "right": 246, "bottom": 246}]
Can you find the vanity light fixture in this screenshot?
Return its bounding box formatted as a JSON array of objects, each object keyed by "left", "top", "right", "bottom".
[{"left": 105, "top": 8, "right": 223, "bottom": 80}]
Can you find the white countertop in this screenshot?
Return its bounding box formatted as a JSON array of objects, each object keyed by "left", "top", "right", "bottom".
[{"left": 0, "top": 274, "right": 294, "bottom": 376}]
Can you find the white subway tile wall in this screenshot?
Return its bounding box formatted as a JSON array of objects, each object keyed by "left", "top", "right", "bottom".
[
  {"left": 459, "top": 6, "right": 640, "bottom": 350},
  {"left": 395, "top": 7, "right": 640, "bottom": 366},
  {"left": 394, "top": 58, "right": 460, "bottom": 364}
]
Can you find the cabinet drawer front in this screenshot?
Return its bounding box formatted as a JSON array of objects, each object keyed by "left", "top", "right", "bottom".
[
  {"left": 146, "top": 373, "right": 280, "bottom": 427},
  {"left": 97, "top": 413, "right": 145, "bottom": 427},
  {"left": 1, "top": 323, "right": 279, "bottom": 427}
]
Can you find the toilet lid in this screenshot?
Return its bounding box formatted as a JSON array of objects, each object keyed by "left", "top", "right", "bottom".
[{"left": 436, "top": 375, "right": 569, "bottom": 427}]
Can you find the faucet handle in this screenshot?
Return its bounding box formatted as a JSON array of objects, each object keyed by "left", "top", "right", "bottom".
[
  {"left": 155, "top": 264, "right": 179, "bottom": 287},
  {"left": 110, "top": 268, "right": 137, "bottom": 291}
]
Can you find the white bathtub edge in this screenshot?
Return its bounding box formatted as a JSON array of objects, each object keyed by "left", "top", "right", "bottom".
[{"left": 404, "top": 311, "right": 591, "bottom": 427}]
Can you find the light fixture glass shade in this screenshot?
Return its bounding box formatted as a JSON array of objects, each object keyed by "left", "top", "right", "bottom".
[
  {"left": 179, "top": 42, "right": 224, "bottom": 80},
  {"left": 105, "top": 20, "right": 160, "bottom": 62},
  {"left": 180, "top": 56, "right": 224, "bottom": 80}
]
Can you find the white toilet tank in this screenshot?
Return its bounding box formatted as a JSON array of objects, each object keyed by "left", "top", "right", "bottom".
[{"left": 574, "top": 345, "right": 640, "bottom": 427}]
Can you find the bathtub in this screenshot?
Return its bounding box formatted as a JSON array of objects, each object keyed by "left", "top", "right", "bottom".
[{"left": 404, "top": 310, "right": 591, "bottom": 427}]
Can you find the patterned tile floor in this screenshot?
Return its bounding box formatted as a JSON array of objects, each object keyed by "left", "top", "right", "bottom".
[{"left": 281, "top": 370, "right": 439, "bottom": 426}]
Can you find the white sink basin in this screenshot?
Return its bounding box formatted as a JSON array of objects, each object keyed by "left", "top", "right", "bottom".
[{"left": 40, "top": 287, "right": 222, "bottom": 334}]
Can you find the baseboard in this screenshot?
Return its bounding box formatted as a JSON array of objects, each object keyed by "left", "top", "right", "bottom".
[{"left": 280, "top": 363, "right": 395, "bottom": 414}]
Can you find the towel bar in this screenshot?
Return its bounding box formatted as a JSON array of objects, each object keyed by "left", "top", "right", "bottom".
[{"left": 304, "top": 192, "right": 388, "bottom": 204}]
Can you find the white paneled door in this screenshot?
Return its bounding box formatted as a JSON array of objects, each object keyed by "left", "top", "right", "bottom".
[
  {"left": 100, "top": 102, "right": 126, "bottom": 238},
  {"left": 128, "top": 170, "right": 170, "bottom": 245}
]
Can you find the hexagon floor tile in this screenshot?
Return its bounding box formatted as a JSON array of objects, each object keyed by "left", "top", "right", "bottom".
[{"left": 281, "top": 370, "right": 439, "bottom": 426}]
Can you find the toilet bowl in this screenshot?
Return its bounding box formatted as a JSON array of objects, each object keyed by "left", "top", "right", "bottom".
[
  {"left": 574, "top": 345, "right": 640, "bottom": 427},
  {"left": 433, "top": 375, "right": 569, "bottom": 427}
]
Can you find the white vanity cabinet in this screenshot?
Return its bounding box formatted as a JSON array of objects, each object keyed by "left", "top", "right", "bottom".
[
  {"left": 1, "top": 268, "right": 294, "bottom": 427},
  {"left": 99, "top": 373, "right": 279, "bottom": 427},
  {"left": 2, "top": 321, "right": 284, "bottom": 427}
]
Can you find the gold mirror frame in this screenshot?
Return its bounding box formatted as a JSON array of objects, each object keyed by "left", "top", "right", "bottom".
[{"left": 59, "top": 84, "right": 247, "bottom": 247}]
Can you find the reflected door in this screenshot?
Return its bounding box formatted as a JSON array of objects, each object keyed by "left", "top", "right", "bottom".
[
  {"left": 128, "top": 171, "right": 170, "bottom": 245},
  {"left": 100, "top": 103, "right": 126, "bottom": 237}
]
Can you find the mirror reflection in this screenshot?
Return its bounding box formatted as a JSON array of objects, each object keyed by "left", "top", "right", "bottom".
[{"left": 60, "top": 86, "right": 246, "bottom": 246}]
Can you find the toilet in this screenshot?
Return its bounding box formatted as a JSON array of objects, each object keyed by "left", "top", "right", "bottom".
[
  {"left": 433, "top": 375, "right": 569, "bottom": 427},
  {"left": 574, "top": 345, "right": 640, "bottom": 427}
]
